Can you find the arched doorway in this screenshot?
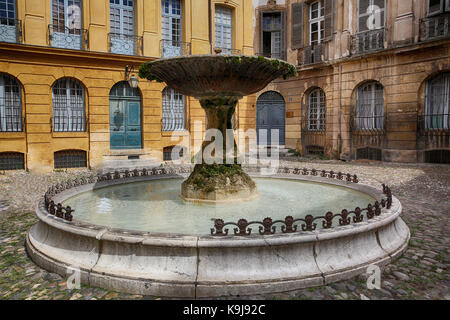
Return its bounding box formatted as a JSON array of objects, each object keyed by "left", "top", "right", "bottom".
[
  {"left": 109, "top": 81, "right": 142, "bottom": 149},
  {"left": 256, "top": 91, "right": 285, "bottom": 145}
]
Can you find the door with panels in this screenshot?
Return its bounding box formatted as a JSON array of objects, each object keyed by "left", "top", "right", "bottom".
[
  {"left": 51, "top": 0, "right": 83, "bottom": 49},
  {"left": 161, "top": 0, "right": 182, "bottom": 57},
  {"left": 256, "top": 91, "right": 286, "bottom": 146},
  {"left": 110, "top": 0, "right": 135, "bottom": 55},
  {"left": 109, "top": 82, "right": 142, "bottom": 149}
]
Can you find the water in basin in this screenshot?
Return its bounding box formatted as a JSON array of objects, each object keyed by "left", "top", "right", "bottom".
[{"left": 62, "top": 178, "right": 375, "bottom": 235}]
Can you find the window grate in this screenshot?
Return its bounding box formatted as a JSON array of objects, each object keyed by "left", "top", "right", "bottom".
[
  {"left": 163, "top": 146, "right": 185, "bottom": 161},
  {"left": 306, "top": 145, "right": 325, "bottom": 155},
  {"left": 425, "top": 150, "right": 450, "bottom": 164},
  {"left": 54, "top": 150, "right": 87, "bottom": 169},
  {"left": 307, "top": 88, "right": 326, "bottom": 131},
  {"left": 162, "top": 87, "right": 186, "bottom": 131},
  {"left": 355, "top": 82, "right": 384, "bottom": 131},
  {"left": 425, "top": 72, "right": 450, "bottom": 130},
  {"left": 52, "top": 78, "right": 86, "bottom": 132},
  {"left": 357, "top": 147, "right": 382, "bottom": 161},
  {"left": 0, "top": 152, "right": 24, "bottom": 170}
]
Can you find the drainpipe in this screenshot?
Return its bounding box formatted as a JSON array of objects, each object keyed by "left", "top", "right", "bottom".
[{"left": 208, "top": 0, "right": 212, "bottom": 53}]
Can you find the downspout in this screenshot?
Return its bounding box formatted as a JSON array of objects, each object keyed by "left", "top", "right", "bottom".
[{"left": 208, "top": 0, "right": 212, "bottom": 53}]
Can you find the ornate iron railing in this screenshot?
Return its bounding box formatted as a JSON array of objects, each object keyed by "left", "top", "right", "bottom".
[
  {"left": 160, "top": 39, "right": 191, "bottom": 58},
  {"left": 211, "top": 45, "right": 241, "bottom": 55},
  {"left": 108, "top": 33, "right": 143, "bottom": 56},
  {"left": 255, "top": 51, "right": 286, "bottom": 60},
  {"left": 48, "top": 25, "right": 89, "bottom": 50},
  {"left": 0, "top": 116, "right": 24, "bottom": 132},
  {"left": 0, "top": 18, "right": 22, "bottom": 43},
  {"left": 420, "top": 13, "right": 450, "bottom": 41},
  {"left": 211, "top": 182, "right": 392, "bottom": 236},
  {"left": 351, "top": 28, "right": 385, "bottom": 55},
  {"left": 302, "top": 43, "right": 326, "bottom": 65}
]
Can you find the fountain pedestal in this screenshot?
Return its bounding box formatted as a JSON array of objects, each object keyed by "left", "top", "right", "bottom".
[{"left": 181, "top": 96, "right": 257, "bottom": 202}]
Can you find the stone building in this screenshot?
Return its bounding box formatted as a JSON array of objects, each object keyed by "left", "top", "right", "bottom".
[
  {"left": 252, "top": 0, "right": 450, "bottom": 163},
  {"left": 0, "top": 0, "right": 254, "bottom": 172}
]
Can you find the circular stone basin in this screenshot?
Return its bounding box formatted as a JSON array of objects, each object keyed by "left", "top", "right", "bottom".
[
  {"left": 62, "top": 178, "right": 376, "bottom": 235},
  {"left": 26, "top": 170, "right": 410, "bottom": 298}
]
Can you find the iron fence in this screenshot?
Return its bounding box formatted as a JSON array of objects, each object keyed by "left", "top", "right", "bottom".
[
  {"left": 160, "top": 39, "right": 191, "bottom": 58},
  {"left": 351, "top": 28, "right": 385, "bottom": 55},
  {"left": 420, "top": 13, "right": 450, "bottom": 41},
  {"left": 48, "top": 25, "right": 89, "bottom": 50},
  {"left": 0, "top": 116, "right": 23, "bottom": 132},
  {"left": 0, "top": 18, "right": 22, "bottom": 43},
  {"left": 108, "top": 33, "right": 143, "bottom": 56}
]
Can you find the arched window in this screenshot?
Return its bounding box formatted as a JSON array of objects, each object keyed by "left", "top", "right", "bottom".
[
  {"left": 307, "top": 88, "right": 326, "bottom": 131},
  {"left": 162, "top": 87, "right": 186, "bottom": 131},
  {"left": 355, "top": 81, "right": 384, "bottom": 130},
  {"left": 425, "top": 72, "right": 450, "bottom": 129},
  {"left": 52, "top": 78, "right": 86, "bottom": 132},
  {"left": 215, "top": 5, "right": 233, "bottom": 53},
  {"left": 0, "top": 73, "right": 22, "bottom": 132}
]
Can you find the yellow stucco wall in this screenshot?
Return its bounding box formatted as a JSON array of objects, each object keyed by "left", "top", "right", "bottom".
[{"left": 0, "top": 0, "right": 254, "bottom": 172}]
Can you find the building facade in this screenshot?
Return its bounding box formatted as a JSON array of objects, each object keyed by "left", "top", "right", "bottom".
[
  {"left": 253, "top": 0, "right": 450, "bottom": 163},
  {"left": 0, "top": 0, "right": 254, "bottom": 172}
]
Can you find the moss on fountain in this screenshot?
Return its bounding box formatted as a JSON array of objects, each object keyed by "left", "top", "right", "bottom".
[{"left": 181, "top": 164, "right": 257, "bottom": 202}]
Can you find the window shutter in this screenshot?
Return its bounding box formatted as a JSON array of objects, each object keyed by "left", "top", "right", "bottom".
[
  {"left": 291, "top": 2, "right": 304, "bottom": 49},
  {"left": 324, "top": 0, "right": 334, "bottom": 41},
  {"left": 358, "top": 0, "right": 371, "bottom": 32}
]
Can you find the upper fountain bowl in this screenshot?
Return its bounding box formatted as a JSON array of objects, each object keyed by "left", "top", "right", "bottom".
[{"left": 138, "top": 55, "right": 297, "bottom": 99}]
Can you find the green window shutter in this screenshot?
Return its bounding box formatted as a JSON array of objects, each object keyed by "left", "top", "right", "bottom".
[
  {"left": 324, "top": 0, "right": 334, "bottom": 41},
  {"left": 291, "top": 2, "right": 304, "bottom": 49}
]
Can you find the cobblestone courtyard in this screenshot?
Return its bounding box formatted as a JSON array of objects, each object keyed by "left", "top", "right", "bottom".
[{"left": 0, "top": 158, "right": 448, "bottom": 300}]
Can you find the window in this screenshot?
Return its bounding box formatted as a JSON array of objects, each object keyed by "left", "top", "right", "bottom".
[
  {"left": 425, "top": 72, "right": 450, "bottom": 130},
  {"left": 355, "top": 82, "right": 384, "bottom": 130},
  {"left": 51, "top": 0, "right": 83, "bottom": 49},
  {"left": 307, "top": 88, "right": 326, "bottom": 131},
  {"left": 0, "top": 74, "right": 21, "bottom": 132},
  {"left": 427, "top": 0, "right": 450, "bottom": 16},
  {"left": 261, "top": 12, "right": 284, "bottom": 59},
  {"left": 215, "top": 6, "right": 232, "bottom": 53},
  {"left": 310, "top": 1, "right": 324, "bottom": 45},
  {"left": 109, "top": 0, "right": 136, "bottom": 55},
  {"left": 358, "top": 0, "right": 385, "bottom": 32},
  {"left": 425, "top": 150, "right": 450, "bottom": 164},
  {"left": 54, "top": 150, "right": 87, "bottom": 169},
  {"left": 163, "top": 145, "right": 186, "bottom": 161},
  {"left": 357, "top": 147, "right": 382, "bottom": 161},
  {"left": 162, "top": 87, "right": 185, "bottom": 131},
  {"left": 0, "top": 152, "right": 24, "bottom": 170},
  {"left": 0, "top": 0, "right": 18, "bottom": 43},
  {"left": 52, "top": 78, "right": 86, "bottom": 132},
  {"left": 161, "top": 0, "right": 182, "bottom": 57}
]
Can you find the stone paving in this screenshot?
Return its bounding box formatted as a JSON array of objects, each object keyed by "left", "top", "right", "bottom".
[{"left": 0, "top": 158, "right": 448, "bottom": 300}]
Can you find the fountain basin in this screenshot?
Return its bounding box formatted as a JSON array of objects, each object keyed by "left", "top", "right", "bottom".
[{"left": 26, "top": 168, "right": 409, "bottom": 298}]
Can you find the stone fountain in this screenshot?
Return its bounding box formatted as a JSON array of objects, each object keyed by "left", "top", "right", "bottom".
[{"left": 139, "top": 55, "right": 296, "bottom": 202}]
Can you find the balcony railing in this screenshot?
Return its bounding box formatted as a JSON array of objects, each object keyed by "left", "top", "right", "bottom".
[
  {"left": 420, "top": 14, "right": 450, "bottom": 41},
  {"left": 255, "top": 51, "right": 286, "bottom": 60},
  {"left": 211, "top": 44, "right": 241, "bottom": 55},
  {"left": 418, "top": 114, "right": 450, "bottom": 133},
  {"left": 161, "top": 39, "right": 191, "bottom": 58},
  {"left": 0, "top": 18, "right": 22, "bottom": 43},
  {"left": 351, "top": 28, "right": 385, "bottom": 55},
  {"left": 108, "top": 33, "right": 143, "bottom": 56},
  {"left": 303, "top": 43, "right": 327, "bottom": 65},
  {"left": 48, "top": 25, "right": 89, "bottom": 50},
  {"left": 0, "top": 116, "right": 24, "bottom": 132}
]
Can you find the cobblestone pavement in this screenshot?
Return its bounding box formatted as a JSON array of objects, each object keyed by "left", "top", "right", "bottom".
[{"left": 0, "top": 159, "right": 448, "bottom": 300}]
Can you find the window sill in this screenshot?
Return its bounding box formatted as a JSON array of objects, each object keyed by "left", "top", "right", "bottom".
[
  {"left": 0, "top": 132, "right": 26, "bottom": 139},
  {"left": 52, "top": 132, "right": 89, "bottom": 138},
  {"left": 161, "top": 130, "right": 189, "bottom": 137}
]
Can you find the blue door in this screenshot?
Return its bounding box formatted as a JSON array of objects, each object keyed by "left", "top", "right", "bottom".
[
  {"left": 256, "top": 91, "right": 285, "bottom": 145},
  {"left": 110, "top": 100, "right": 142, "bottom": 149}
]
